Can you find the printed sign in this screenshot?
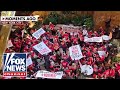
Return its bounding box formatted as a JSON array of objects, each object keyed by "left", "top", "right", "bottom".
[
  {"left": 69, "top": 45, "right": 83, "bottom": 60},
  {"left": 7, "top": 40, "right": 13, "bottom": 48},
  {"left": 84, "top": 37, "right": 103, "bottom": 42},
  {"left": 32, "top": 28, "right": 46, "bottom": 39},
  {"left": 84, "top": 37, "right": 93, "bottom": 42},
  {"left": 36, "top": 70, "right": 63, "bottom": 79},
  {"left": 3, "top": 53, "right": 27, "bottom": 77},
  {"left": 33, "top": 41, "right": 52, "bottom": 55},
  {"left": 26, "top": 57, "right": 33, "bottom": 67},
  {"left": 102, "top": 35, "right": 110, "bottom": 40},
  {"left": 92, "top": 37, "right": 103, "bottom": 42},
  {"left": 62, "top": 25, "right": 81, "bottom": 33}
]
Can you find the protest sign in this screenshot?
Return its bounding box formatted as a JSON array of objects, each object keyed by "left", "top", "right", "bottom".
[
  {"left": 7, "top": 40, "right": 13, "bottom": 48},
  {"left": 36, "top": 70, "right": 63, "bottom": 79},
  {"left": 92, "top": 37, "right": 103, "bottom": 42},
  {"left": 98, "top": 51, "right": 106, "bottom": 57},
  {"left": 26, "top": 57, "right": 33, "bottom": 67},
  {"left": 84, "top": 37, "right": 103, "bottom": 42},
  {"left": 33, "top": 41, "right": 52, "bottom": 55},
  {"left": 62, "top": 25, "right": 81, "bottom": 33},
  {"left": 81, "top": 64, "right": 93, "bottom": 75},
  {"left": 102, "top": 35, "right": 110, "bottom": 40},
  {"left": 84, "top": 37, "right": 93, "bottom": 42},
  {"left": 21, "top": 30, "right": 24, "bottom": 37},
  {"left": 69, "top": 45, "right": 83, "bottom": 60},
  {"left": 32, "top": 28, "right": 46, "bottom": 39}
]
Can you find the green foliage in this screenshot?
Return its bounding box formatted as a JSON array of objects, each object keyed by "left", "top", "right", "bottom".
[
  {"left": 112, "top": 57, "right": 120, "bottom": 62},
  {"left": 43, "top": 11, "right": 94, "bottom": 28}
]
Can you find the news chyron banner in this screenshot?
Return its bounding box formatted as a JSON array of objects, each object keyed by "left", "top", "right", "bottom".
[
  {"left": 3, "top": 53, "right": 27, "bottom": 77},
  {"left": 1, "top": 12, "right": 38, "bottom": 24}
]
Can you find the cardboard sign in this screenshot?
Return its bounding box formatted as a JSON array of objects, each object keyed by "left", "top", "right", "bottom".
[
  {"left": 32, "top": 28, "right": 46, "bottom": 39},
  {"left": 36, "top": 70, "right": 63, "bottom": 79},
  {"left": 33, "top": 41, "right": 52, "bottom": 55},
  {"left": 69, "top": 45, "right": 83, "bottom": 60},
  {"left": 26, "top": 57, "right": 33, "bottom": 67},
  {"left": 7, "top": 40, "right": 13, "bottom": 48}
]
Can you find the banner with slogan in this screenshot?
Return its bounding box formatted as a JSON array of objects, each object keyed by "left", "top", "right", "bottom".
[
  {"left": 84, "top": 37, "right": 103, "bottom": 42},
  {"left": 7, "top": 40, "right": 13, "bottom": 48},
  {"left": 69, "top": 45, "right": 83, "bottom": 60},
  {"left": 32, "top": 28, "right": 46, "bottom": 39},
  {"left": 62, "top": 25, "right": 81, "bottom": 33},
  {"left": 33, "top": 41, "right": 52, "bottom": 55},
  {"left": 36, "top": 70, "right": 63, "bottom": 79},
  {"left": 102, "top": 35, "right": 110, "bottom": 40}
]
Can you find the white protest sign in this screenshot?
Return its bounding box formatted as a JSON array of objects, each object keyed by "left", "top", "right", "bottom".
[
  {"left": 62, "top": 25, "right": 80, "bottom": 33},
  {"left": 26, "top": 57, "right": 33, "bottom": 67},
  {"left": 98, "top": 51, "right": 106, "bottom": 57},
  {"left": 92, "top": 37, "right": 103, "bottom": 42},
  {"left": 7, "top": 40, "right": 13, "bottom": 48},
  {"left": 84, "top": 37, "right": 93, "bottom": 42},
  {"left": 32, "top": 28, "right": 46, "bottom": 39},
  {"left": 84, "top": 37, "right": 103, "bottom": 42},
  {"left": 69, "top": 45, "right": 83, "bottom": 60},
  {"left": 33, "top": 41, "right": 52, "bottom": 55},
  {"left": 36, "top": 70, "right": 63, "bottom": 79},
  {"left": 102, "top": 35, "right": 110, "bottom": 40},
  {"left": 81, "top": 64, "right": 93, "bottom": 75}
]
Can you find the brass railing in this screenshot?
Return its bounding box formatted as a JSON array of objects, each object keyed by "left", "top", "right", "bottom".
[{"left": 0, "top": 11, "right": 16, "bottom": 69}]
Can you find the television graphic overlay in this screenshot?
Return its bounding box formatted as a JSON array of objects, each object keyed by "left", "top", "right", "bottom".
[{"left": 3, "top": 53, "right": 27, "bottom": 77}]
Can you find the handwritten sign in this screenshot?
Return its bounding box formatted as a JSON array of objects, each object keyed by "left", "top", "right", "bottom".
[
  {"left": 69, "top": 45, "right": 83, "bottom": 60},
  {"left": 36, "top": 70, "right": 63, "bottom": 79},
  {"left": 32, "top": 28, "right": 46, "bottom": 39},
  {"left": 33, "top": 41, "right": 52, "bottom": 55}
]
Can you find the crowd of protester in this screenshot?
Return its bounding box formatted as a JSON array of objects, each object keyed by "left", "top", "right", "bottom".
[{"left": 2, "top": 19, "right": 120, "bottom": 79}]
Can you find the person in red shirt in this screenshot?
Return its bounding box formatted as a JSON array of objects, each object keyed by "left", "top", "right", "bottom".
[{"left": 49, "top": 22, "right": 55, "bottom": 31}]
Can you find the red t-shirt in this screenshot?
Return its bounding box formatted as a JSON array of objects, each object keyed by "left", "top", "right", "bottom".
[
  {"left": 62, "top": 61, "right": 68, "bottom": 68},
  {"left": 54, "top": 43, "right": 59, "bottom": 50},
  {"left": 49, "top": 24, "right": 55, "bottom": 30},
  {"left": 109, "top": 69, "right": 115, "bottom": 77},
  {"left": 103, "top": 69, "right": 110, "bottom": 78},
  {"left": 63, "top": 33, "right": 69, "bottom": 39}
]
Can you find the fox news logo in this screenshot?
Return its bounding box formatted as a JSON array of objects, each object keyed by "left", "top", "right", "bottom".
[{"left": 3, "top": 53, "right": 27, "bottom": 77}]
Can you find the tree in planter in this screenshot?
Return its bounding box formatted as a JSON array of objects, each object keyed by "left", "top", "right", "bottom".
[
  {"left": 71, "top": 16, "right": 82, "bottom": 26},
  {"left": 83, "top": 16, "right": 94, "bottom": 29},
  {"left": 43, "top": 11, "right": 60, "bottom": 25}
]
